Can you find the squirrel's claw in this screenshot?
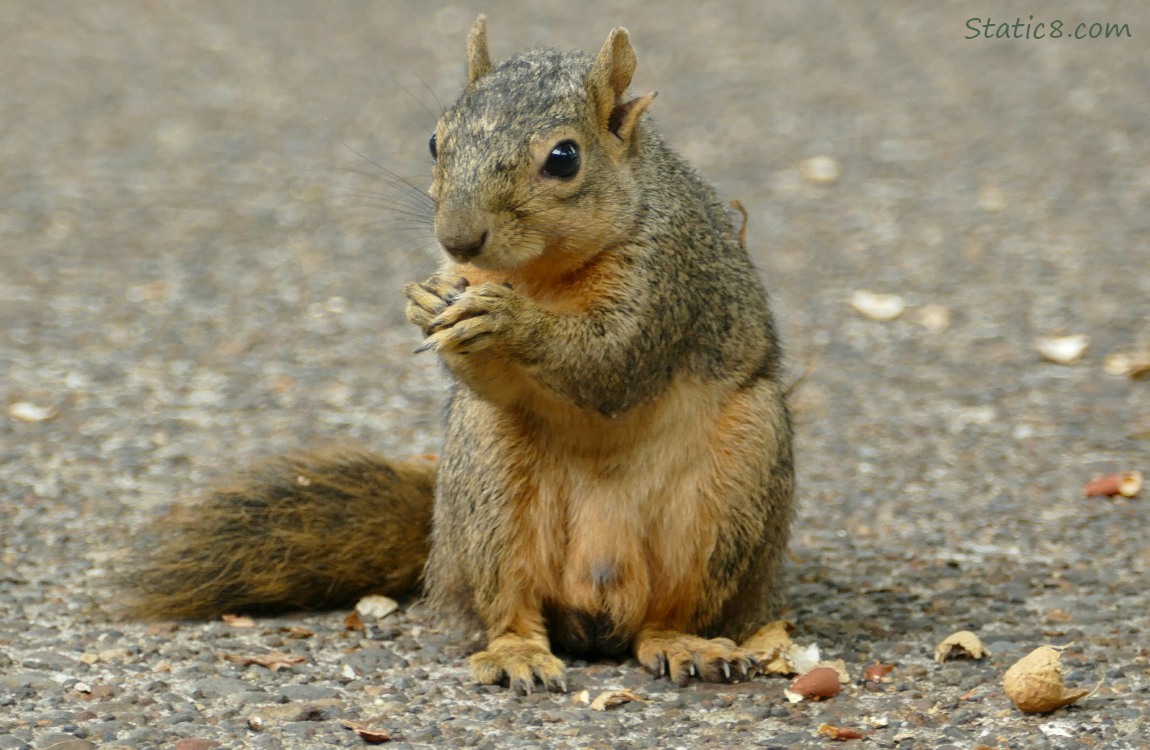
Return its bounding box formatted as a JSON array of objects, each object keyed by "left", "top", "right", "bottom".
[
  {"left": 403, "top": 275, "right": 469, "bottom": 336},
  {"left": 417, "top": 322, "right": 495, "bottom": 356},
  {"left": 636, "top": 630, "right": 759, "bottom": 685},
  {"left": 543, "top": 671, "right": 568, "bottom": 694},
  {"left": 470, "top": 635, "right": 569, "bottom": 694},
  {"left": 417, "top": 282, "right": 520, "bottom": 356},
  {"left": 654, "top": 652, "right": 668, "bottom": 678}
]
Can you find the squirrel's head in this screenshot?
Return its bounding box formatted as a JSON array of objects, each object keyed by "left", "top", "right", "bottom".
[{"left": 428, "top": 16, "right": 657, "bottom": 274}]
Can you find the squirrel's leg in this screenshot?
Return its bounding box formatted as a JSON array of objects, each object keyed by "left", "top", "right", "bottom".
[
  {"left": 633, "top": 629, "right": 759, "bottom": 686},
  {"left": 634, "top": 379, "right": 793, "bottom": 686},
  {"left": 426, "top": 388, "right": 568, "bottom": 695},
  {"left": 470, "top": 611, "right": 567, "bottom": 695}
]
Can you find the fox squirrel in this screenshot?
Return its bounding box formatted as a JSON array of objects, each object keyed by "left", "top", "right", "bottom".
[{"left": 129, "top": 17, "right": 795, "bottom": 695}]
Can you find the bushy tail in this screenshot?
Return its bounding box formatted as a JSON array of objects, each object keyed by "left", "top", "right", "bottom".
[{"left": 124, "top": 448, "right": 437, "bottom": 619}]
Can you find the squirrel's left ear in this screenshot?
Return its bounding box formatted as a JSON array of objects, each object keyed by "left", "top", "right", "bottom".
[
  {"left": 467, "top": 15, "right": 492, "bottom": 84},
  {"left": 588, "top": 28, "right": 656, "bottom": 142}
]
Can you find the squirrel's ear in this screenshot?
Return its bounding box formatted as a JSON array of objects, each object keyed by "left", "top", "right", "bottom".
[
  {"left": 610, "top": 91, "right": 657, "bottom": 142},
  {"left": 588, "top": 27, "right": 637, "bottom": 129},
  {"left": 467, "top": 15, "right": 492, "bottom": 84}
]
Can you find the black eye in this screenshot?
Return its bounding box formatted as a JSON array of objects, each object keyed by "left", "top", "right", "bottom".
[
  {"left": 429, "top": 133, "right": 438, "bottom": 160},
  {"left": 541, "top": 140, "right": 580, "bottom": 179}
]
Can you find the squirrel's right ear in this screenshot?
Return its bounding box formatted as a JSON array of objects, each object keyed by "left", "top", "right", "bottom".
[{"left": 467, "top": 15, "right": 492, "bottom": 84}]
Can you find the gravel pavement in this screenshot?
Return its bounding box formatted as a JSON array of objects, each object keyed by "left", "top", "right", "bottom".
[{"left": 2, "top": 2, "right": 1148, "bottom": 748}]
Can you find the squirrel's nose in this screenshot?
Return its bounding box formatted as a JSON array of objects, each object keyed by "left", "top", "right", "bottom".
[{"left": 439, "top": 230, "right": 488, "bottom": 263}]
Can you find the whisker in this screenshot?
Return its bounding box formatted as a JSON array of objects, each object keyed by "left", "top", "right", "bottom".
[
  {"left": 336, "top": 187, "right": 433, "bottom": 208},
  {"left": 337, "top": 195, "right": 432, "bottom": 213},
  {"left": 387, "top": 69, "right": 443, "bottom": 127},
  {"left": 333, "top": 172, "right": 433, "bottom": 211},
  {"left": 339, "top": 145, "right": 433, "bottom": 203},
  {"left": 338, "top": 199, "right": 434, "bottom": 222}
]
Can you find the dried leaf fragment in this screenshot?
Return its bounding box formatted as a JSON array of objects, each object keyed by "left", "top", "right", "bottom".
[
  {"left": 741, "top": 620, "right": 821, "bottom": 675},
  {"left": 741, "top": 620, "right": 793, "bottom": 670},
  {"left": 815, "top": 658, "right": 851, "bottom": 684},
  {"left": 850, "top": 290, "right": 906, "bottom": 322},
  {"left": 1102, "top": 352, "right": 1150, "bottom": 379},
  {"left": 221, "top": 614, "right": 256, "bottom": 628},
  {"left": 282, "top": 625, "right": 315, "bottom": 639},
  {"left": 786, "top": 667, "right": 842, "bottom": 701},
  {"left": 935, "top": 630, "right": 990, "bottom": 663},
  {"left": 223, "top": 651, "right": 306, "bottom": 672},
  {"left": 588, "top": 689, "right": 650, "bottom": 711},
  {"left": 818, "top": 723, "right": 866, "bottom": 740},
  {"left": 1003, "top": 645, "right": 1090, "bottom": 714},
  {"left": 786, "top": 643, "right": 823, "bottom": 674},
  {"left": 8, "top": 401, "right": 58, "bottom": 422},
  {"left": 355, "top": 594, "right": 399, "bottom": 620},
  {"left": 1036, "top": 335, "right": 1089, "bottom": 364},
  {"left": 340, "top": 719, "right": 392, "bottom": 743},
  {"left": 343, "top": 610, "right": 365, "bottom": 631},
  {"left": 863, "top": 662, "right": 895, "bottom": 683},
  {"left": 1082, "top": 471, "right": 1142, "bottom": 498}
]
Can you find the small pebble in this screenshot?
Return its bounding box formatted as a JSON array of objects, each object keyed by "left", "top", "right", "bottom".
[{"left": 799, "top": 155, "right": 842, "bottom": 184}]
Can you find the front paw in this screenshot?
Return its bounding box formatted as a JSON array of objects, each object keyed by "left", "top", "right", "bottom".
[
  {"left": 416, "top": 282, "right": 520, "bottom": 356},
  {"left": 403, "top": 274, "right": 468, "bottom": 335}
]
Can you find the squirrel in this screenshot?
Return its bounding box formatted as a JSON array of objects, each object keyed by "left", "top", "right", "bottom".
[{"left": 127, "top": 16, "right": 795, "bottom": 695}]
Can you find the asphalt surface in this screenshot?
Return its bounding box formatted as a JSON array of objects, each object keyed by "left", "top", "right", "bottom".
[{"left": 2, "top": 2, "right": 1148, "bottom": 748}]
